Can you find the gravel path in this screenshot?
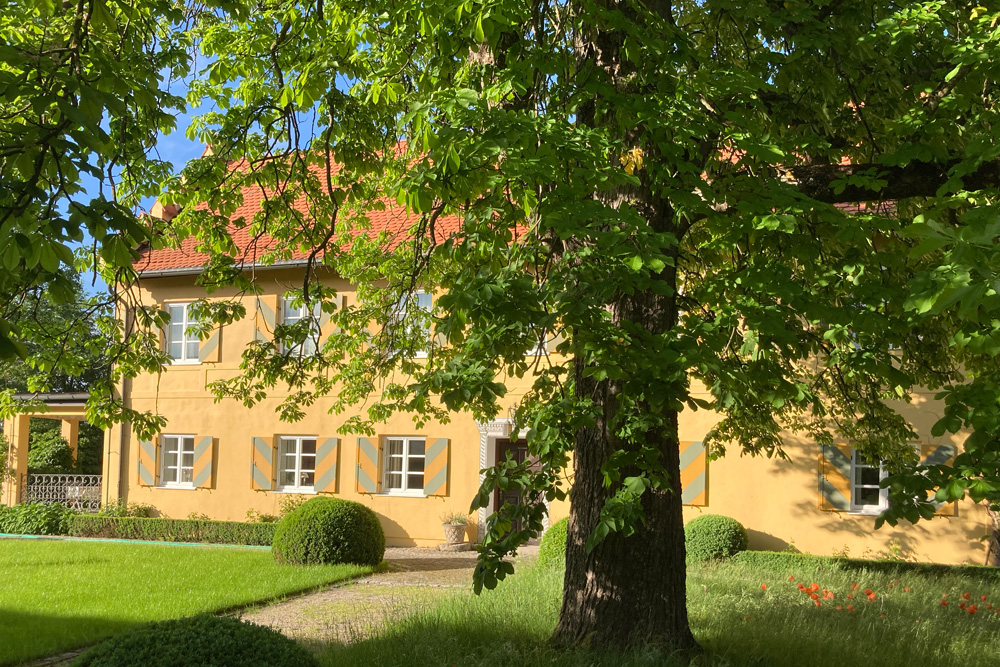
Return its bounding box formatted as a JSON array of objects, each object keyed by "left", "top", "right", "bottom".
[{"left": 236, "top": 546, "right": 538, "bottom": 649}]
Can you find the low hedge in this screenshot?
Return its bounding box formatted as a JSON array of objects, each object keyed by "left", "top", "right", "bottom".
[
  {"left": 68, "top": 515, "right": 277, "bottom": 546},
  {"left": 72, "top": 615, "right": 319, "bottom": 667},
  {"left": 732, "top": 550, "right": 1000, "bottom": 583}
]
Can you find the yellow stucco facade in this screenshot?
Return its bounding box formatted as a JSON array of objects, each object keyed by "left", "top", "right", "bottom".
[{"left": 102, "top": 268, "right": 989, "bottom": 562}]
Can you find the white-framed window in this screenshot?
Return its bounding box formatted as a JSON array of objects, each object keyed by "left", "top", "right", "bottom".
[
  {"left": 166, "top": 302, "right": 200, "bottom": 364},
  {"left": 850, "top": 448, "right": 889, "bottom": 514},
  {"left": 277, "top": 436, "right": 316, "bottom": 492},
  {"left": 391, "top": 291, "right": 433, "bottom": 358},
  {"left": 160, "top": 435, "right": 195, "bottom": 487},
  {"left": 382, "top": 437, "right": 425, "bottom": 495},
  {"left": 280, "top": 295, "right": 321, "bottom": 356}
]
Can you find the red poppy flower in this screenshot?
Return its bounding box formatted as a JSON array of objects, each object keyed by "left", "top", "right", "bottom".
[
  {"left": 851, "top": 583, "right": 858, "bottom": 591},
  {"left": 810, "top": 593, "right": 819, "bottom": 600},
  {"left": 811, "top": 583, "right": 820, "bottom": 592},
  {"left": 788, "top": 576, "right": 795, "bottom": 581},
  {"left": 814, "top": 600, "right": 822, "bottom": 607},
  {"left": 836, "top": 606, "right": 842, "bottom": 610},
  {"left": 867, "top": 593, "right": 876, "bottom": 602},
  {"left": 940, "top": 600, "right": 948, "bottom": 607},
  {"left": 847, "top": 593, "right": 855, "bottom": 600},
  {"left": 904, "top": 587, "right": 910, "bottom": 592},
  {"left": 761, "top": 583, "right": 767, "bottom": 591},
  {"left": 981, "top": 595, "right": 988, "bottom": 602},
  {"left": 878, "top": 612, "right": 886, "bottom": 618},
  {"left": 864, "top": 589, "right": 873, "bottom": 596},
  {"left": 959, "top": 602, "right": 967, "bottom": 610},
  {"left": 962, "top": 592, "right": 971, "bottom": 601},
  {"left": 847, "top": 605, "right": 855, "bottom": 613},
  {"left": 968, "top": 604, "right": 978, "bottom": 615}
]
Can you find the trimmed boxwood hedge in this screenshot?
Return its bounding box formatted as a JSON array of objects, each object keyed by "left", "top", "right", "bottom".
[
  {"left": 684, "top": 514, "right": 749, "bottom": 562},
  {"left": 72, "top": 615, "right": 319, "bottom": 667},
  {"left": 68, "top": 515, "right": 276, "bottom": 546},
  {"left": 272, "top": 497, "right": 384, "bottom": 566},
  {"left": 537, "top": 517, "right": 568, "bottom": 568}
]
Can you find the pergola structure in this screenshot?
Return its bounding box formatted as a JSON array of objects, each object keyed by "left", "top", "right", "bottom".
[{"left": 1, "top": 393, "right": 91, "bottom": 507}]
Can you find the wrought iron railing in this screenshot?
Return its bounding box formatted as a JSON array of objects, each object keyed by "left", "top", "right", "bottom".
[{"left": 22, "top": 474, "right": 102, "bottom": 512}]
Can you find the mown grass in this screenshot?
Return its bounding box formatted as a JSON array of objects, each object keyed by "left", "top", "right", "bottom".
[
  {"left": 324, "top": 553, "right": 1000, "bottom": 667},
  {"left": 0, "top": 539, "right": 373, "bottom": 665}
]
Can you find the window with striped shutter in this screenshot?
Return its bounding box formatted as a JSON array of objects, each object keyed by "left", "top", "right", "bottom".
[
  {"left": 423, "top": 438, "right": 450, "bottom": 497},
  {"left": 356, "top": 436, "right": 380, "bottom": 494},
  {"left": 137, "top": 437, "right": 158, "bottom": 487},
  {"left": 192, "top": 436, "right": 215, "bottom": 488},
  {"left": 818, "top": 443, "right": 854, "bottom": 511},
  {"left": 251, "top": 436, "right": 276, "bottom": 491},
  {"left": 253, "top": 295, "right": 279, "bottom": 344},
  {"left": 921, "top": 443, "right": 958, "bottom": 516},
  {"left": 198, "top": 325, "right": 222, "bottom": 363},
  {"left": 679, "top": 440, "right": 708, "bottom": 506},
  {"left": 314, "top": 437, "right": 340, "bottom": 493}
]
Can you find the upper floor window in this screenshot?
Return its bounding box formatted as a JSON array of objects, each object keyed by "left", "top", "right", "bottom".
[
  {"left": 391, "top": 291, "right": 432, "bottom": 359},
  {"left": 166, "top": 303, "right": 200, "bottom": 363},
  {"left": 278, "top": 436, "right": 316, "bottom": 492},
  {"left": 160, "top": 435, "right": 195, "bottom": 487},
  {"left": 383, "top": 436, "right": 425, "bottom": 494},
  {"left": 850, "top": 448, "right": 888, "bottom": 515},
  {"left": 281, "top": 296, "right": 321, "bottom": 356}
]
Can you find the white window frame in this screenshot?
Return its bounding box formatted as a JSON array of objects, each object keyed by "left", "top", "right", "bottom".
[
  {"left": 526, "top": 328, "right": 548, "bottom": 356},
  {"left": 165, "top": 302, "right": 201, "bottom": 365},
  {"left": 381, "top": 436, "right": 426, "bottom": 496},
  {"left": 391, "top": 291, "right": 432, "bottom": 359},
  {"left": 159, "top": 435, "right": 195, "bottom": 489},
  {"left": 849, "top": 448, "right": 889, "bottom": 515},
  {"left": 276, "top": 435, "right": 317, "bottom": 493},
  {"left": 280, "top": 295, "right": 321, "bottom": 357}
]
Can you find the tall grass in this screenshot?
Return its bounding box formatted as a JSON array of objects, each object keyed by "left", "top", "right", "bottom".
[
  {"left": 325, "top": 554, "right": 1000, "bottom": 667},
  {"left": 0, "top": 539, "right": 372, "bottom": 665}
]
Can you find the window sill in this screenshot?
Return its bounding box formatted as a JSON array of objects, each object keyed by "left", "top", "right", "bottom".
[
  {"left": 157, "top": 484, "right": 197, "bottom": 491},
  {"left": 275, "top": 488, "right": 315, "bottom": 494},
  {"left": 848, "top": 508, "right": 886, "bottom": 516},
  {"left": 167, "top": 360, "right": 202, "bottom": 366},
  {"left": 377, "top": 491, "right": 427, "bottom": 498}
]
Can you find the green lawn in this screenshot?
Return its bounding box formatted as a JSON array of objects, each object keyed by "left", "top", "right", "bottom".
[
  {"left": 324, "top": 553, "right": 1000, "bottom": 667},
  {"left": 0, "top": 539, "right": 373, "bottom": 665}
]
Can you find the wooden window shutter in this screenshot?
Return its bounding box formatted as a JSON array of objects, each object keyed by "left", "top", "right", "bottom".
[
  {"left": 318, "top": 294, "right": 346, "bottom": 355},
  {"left": 423, "top": 438, "right": 450, "bottom": 497},
  {"left": 253, "top": 295, "right": 279, "bottom": 343},
  {"left": 355, "top": 436, "right": 380, "bottom": 494},
  {"left": 251, "top": 436, "right": 275, "bottom": 491},
  {"left": 198, "top": 325, "right": 222, "bottom": 363},
  {"left": 192, "top": 436, "right": 215, "bottom": 489},
  {"left": 314, "top": 437, "right": 340, "bottom": 494},
  {"left": 920, "top": 443, "right": 958, "bottom": 516},
  {"left": 137, "top": 436, "right": 158, "bottom": 487},
  {"left": 818, "top": 443, "right": 852, "bottom": 511},
  {"left": 679, "top": 440, "right": 708, "bottom": 506}
]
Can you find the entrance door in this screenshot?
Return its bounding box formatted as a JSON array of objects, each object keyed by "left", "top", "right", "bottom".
[{"left": 493, "top": 438, "right": 545, "bottom": 544}]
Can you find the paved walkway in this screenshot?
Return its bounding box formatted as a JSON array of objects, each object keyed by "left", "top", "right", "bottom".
[{"left": 236, "top": 546, "right": 537, "bottom": 649}]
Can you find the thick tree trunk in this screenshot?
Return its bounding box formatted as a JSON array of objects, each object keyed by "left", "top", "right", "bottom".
[{"left": 554, "top": 399, "right": 697, "bottom": 650}]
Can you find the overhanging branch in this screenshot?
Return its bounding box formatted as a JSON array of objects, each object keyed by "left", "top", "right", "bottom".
[{"left": 789, "top": 159, "right": 1000, "bottom": 204}]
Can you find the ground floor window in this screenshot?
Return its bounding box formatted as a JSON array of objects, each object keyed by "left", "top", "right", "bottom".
[
  {"left": 278, "top": 436, "right": 316, "bottom": 492},
  {"left": 160, "top": 435, "right": 194, "bottom": 487},
  {"left": 850, "top": 448, "right": 888, "bottom": 514},
  {"left": 383, "top": 437, "right": 425, "bottom": 494}
]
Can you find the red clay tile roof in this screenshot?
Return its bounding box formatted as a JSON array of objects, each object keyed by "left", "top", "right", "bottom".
[{"left": 134, "top": 171, "right": 463, "bottom": 274}]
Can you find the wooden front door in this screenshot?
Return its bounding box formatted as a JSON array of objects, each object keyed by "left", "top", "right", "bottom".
[{"left": 493, "top": 438, "right": 545, "bottom": 544}]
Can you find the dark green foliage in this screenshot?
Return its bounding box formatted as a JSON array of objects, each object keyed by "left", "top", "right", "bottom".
[
  {"left": 72, "top": 615, "right": 319, "bottom": 667},
  {"left": 732, "top": 550, "right": 1000, "bottom": 583},
  {"left": 27, "top": 429, "right": 75, "bottom": 474},
  {"left": 0, "top": 502, "right": 77, "bottom": 535},
  {"left": 684, "top": 514, "right": 749, "bottom": 562},
  {"left": 68, "top": 516, "right": 276, "bottom": 546},
  {"left": 537, "top": 517, "right": 568, "bottom": 568},
  {"left": 96, "top": 500, "right": 154, "bottom": 518},
  {"left": 272, "top": 497, "right": 385, "bottom": 566},
  {"left": 75, "top": 422, "right": 105, "bottom": 475}
]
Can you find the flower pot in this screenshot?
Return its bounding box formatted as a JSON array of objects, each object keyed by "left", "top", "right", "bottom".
[{"left": 442, "top": 522, "right": 467, "bottom": 544}]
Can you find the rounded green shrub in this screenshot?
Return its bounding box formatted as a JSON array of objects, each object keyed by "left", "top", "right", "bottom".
[
  {"left": 537, "top": 517, "right": 568, "bottom": 568},
  {"left": 72, "top": 615, "right": 318, "bottom": 667},
  {"left": 271, "top": 497, "right": 385, "bottom": 566},
  {"left": 0, "top": 502, "right": 77, "bottom": 535},
  {"left": 684, "top": 514, "right": 749, "bottom": 562}
]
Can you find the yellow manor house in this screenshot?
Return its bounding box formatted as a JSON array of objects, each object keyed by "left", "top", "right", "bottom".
[{"left": 0, "top": 195, "right": 991, "bottom": 564}]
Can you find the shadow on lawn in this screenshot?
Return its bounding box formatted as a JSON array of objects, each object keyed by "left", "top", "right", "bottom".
[{"left": 0, "top": 609, "right": 134, "bottom": 666}]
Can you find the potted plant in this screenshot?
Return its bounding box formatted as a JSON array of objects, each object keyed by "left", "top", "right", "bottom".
[{"left": 441, "top": 511, "right": 468, "bottom": 544}]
